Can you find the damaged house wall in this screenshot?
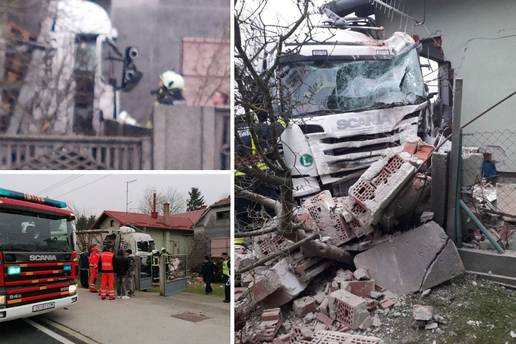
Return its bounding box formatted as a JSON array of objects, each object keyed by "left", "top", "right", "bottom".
[{"left": 377, "top": 0, "right": 516, "bottom": 170}]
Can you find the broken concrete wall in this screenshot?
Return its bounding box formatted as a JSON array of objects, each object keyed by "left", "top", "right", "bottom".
[{"left": 354, "top": 221, "right": 464, "bottom": 295}]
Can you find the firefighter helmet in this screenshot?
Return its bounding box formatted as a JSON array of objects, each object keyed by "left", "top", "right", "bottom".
[{"left": 160, "top": 70, "right": 185, "bottom": 91}]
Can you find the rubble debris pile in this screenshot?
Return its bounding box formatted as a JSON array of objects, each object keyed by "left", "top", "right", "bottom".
[
  {"left": 236, "top": 267, "right": 397, "bottom": 343},
  {"left": 309, "top": 330, "right": 384, "bottom": 344},
  {"left": 459, "top": 145, "right": 516, "bottom": 252},
  {"left": 235, "top": 140, "right": 468, "bottom": 343}
]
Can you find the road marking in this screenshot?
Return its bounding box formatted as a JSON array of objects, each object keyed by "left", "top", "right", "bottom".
[
  {"left": 24, "top": 318, "right": 76, "bottom": 344},
  {"left": 39, "top": 317, "right": 101, "bottom": 344}
]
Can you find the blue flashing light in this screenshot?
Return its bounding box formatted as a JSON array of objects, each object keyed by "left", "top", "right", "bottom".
[
  {"left": 7, "top": 266, "right": 21, "bottom": 275},
  {"left": 63, "top": 264, "right": 72, "bottom": 272},
  {"left": 0, "top": 188, "right": 67, "bottom": 208}
]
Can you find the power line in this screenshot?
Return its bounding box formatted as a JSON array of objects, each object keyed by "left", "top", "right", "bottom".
[
  {"left": 37, "top": 174, "right": 84, "bottom": 195},
  {"left": 54, "top": 175, "right": 111, "bottom": 198}
]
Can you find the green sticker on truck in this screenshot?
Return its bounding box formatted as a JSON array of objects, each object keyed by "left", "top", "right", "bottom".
[{"left": 299, "top": 154, "right": 313, "bottom": 167}]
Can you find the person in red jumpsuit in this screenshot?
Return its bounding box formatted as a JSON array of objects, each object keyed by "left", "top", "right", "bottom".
[
  {"left": 88, "top": 245, "right": 100, "bottom": 293},
  {"left": 99, "top": 245, "right": 115, "bottom": 300}
]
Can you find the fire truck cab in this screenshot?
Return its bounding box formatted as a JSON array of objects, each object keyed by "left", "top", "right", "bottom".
[{"left": 0, "top": 188, "right": 78, "bottom": 322}]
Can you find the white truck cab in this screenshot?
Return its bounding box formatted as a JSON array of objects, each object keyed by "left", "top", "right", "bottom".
[
  {"left": 10, "top": 0, "right": 140, "bottom": 135},
  {"left": 275, "top": 8, "right": 433, "bottom": 199},
  {"left": 117, "top": 226, "right": 155, "bottom": 257}
]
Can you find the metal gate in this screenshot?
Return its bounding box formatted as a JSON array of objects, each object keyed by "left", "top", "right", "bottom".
[
  {"left": 136, "top": 255, "right": 152, "bottom": 291},
  {"left": 446, "top": 79, "right": 516, "bottom": 286},
  {"left": 159, "top": 254, "right": 188, "bottom": 296}
]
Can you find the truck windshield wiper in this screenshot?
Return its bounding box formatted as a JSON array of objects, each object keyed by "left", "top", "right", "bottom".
[{"left": 298, "top": 109, "right": 339, "bottom": 117}]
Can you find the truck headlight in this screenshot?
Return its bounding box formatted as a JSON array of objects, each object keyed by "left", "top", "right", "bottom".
[
  {"left": 0, "top": 295, "right": 5, "bottom": 305},
  {"left": 69, "top": 285, "right": 77, "bottom": 294},
  {"left": 7, "top": 266, "right": 21, "bottom": 275}
]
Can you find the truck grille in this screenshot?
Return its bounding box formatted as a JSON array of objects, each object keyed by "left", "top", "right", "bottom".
[
  {"left": 309, "top": 113, "right": 420, "bottom": 187},
  {"left": 2, "top": 260, "right": 74, "bottom": 307},
  {"left": 315, "top": 134, "right": 405, "bottom": 181}
]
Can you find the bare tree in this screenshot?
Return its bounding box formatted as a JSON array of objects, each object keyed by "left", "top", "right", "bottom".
[
  {"left": 234, "top": 0, "right": 354, "bottom": 275},
  {"left": 138, "top": 187, "right": 186, "bottom": 215},
  {"left": 183, "top": 22, "right": 231, "bottom": 106}
]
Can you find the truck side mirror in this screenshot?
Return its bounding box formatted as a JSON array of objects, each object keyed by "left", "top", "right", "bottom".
[{"left": 121, "top": 46, "right": 143, "bottom": 92}]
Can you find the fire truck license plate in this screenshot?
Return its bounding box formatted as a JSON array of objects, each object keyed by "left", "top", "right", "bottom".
[{"left": 32, "top": 302, "right": 55, "bottom": 312}]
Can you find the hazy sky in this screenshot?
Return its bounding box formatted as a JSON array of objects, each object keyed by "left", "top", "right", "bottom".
[{"left": 0, "top": 173, "right": 230, "bottom": 217}]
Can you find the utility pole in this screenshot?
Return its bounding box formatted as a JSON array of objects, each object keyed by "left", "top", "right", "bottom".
[{"left": 126, "top": 179, "right": 137, "bottom": 213}]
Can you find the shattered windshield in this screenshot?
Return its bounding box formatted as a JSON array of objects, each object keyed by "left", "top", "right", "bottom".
[
  {"left": 281, "top": 48, "right": 426, "bottom": 116},
  {"left": 0, "top": 209, "right": 74, "bottom": 252},
  {"left": 137, "top": 240, "right": 155, "bottom": 253}
]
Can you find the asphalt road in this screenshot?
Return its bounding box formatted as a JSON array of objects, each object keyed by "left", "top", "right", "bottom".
[{"left": 0, "top": 317, "right": 85, "bottom": 344}]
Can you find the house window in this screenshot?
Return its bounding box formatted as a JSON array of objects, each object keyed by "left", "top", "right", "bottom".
[
  {"left": 169, "top": 240, "right": 179, "bottom": 254},
  {"left": 216, "top": 210, "right": 230, "bottom": 221},
  {"left": 110, "top": 220, "right": 115, "bottom": 227}
]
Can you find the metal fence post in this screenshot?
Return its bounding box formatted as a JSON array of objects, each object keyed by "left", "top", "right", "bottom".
[
  {"left": 135, "top": 257, "right": 141, "bottom": 291},
  {"left": 446, "top": 79, "right": 463, "bottom": 243},
  {"left": 455, "top": 129, "right": 463, "bottom": 247},
  {"left": 159, "top": 254, "right": 165, "bottom": 296}
]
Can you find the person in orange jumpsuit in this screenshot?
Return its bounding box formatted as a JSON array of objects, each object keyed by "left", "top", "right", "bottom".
[
  {"left": 99, "top": 245, "right": 115, "bottom": 300},
  {"left": 88, "top": 245, "right": 100, "bottom": 293}
]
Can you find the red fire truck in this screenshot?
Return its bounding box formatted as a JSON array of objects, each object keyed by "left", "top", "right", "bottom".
[{"left": 0, "top": 188, "right": 78, "bottom": 322}]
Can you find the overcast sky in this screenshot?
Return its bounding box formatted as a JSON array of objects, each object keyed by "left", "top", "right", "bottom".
[{"left": 0, "top": 173, "right": 230, "bottom": 217}]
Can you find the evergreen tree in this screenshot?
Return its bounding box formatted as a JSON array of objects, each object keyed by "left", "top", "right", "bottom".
[
  {"left": 75, "top": 214, "right": 97, "bottom": 231},
  {"left": 186, "top": 187, "right": 206, "bottom": 211},
  {"left": 75, "top": 215, "right": 88, "bottom": 231},
  {"left": 86, "top": 215, "right": 97, "bottom": 229}
]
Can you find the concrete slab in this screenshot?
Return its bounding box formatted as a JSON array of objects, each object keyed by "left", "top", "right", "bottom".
[
  {"left": 44, "top": 288, "right": 229, "bottom": 344},
  {"left": 421, "top": 239, "right": 465, "bottom": 290},
  {"left": 354, "top": 221, "right": 464, "bottom": 295}
]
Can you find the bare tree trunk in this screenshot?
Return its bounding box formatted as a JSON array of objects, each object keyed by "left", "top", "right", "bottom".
[{"left": 297, "top": 229, "right": 354, "bottom": 264}]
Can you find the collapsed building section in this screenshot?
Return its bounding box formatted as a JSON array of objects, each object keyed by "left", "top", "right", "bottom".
[{"left": 235, "top": 139, "right": 466, "bottom": 343}]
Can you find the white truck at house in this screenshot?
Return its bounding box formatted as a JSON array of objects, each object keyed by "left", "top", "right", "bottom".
[
  {"left": 275, "top": 0, "right": 435, "bottom": 199},
  {"left": 9, "top": 0, "right": 140, "bottom": 135},
  {"left": 77, "top": 226, "right": 155, "bottom": 257}
]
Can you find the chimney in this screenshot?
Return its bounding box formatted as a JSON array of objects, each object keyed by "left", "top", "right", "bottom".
[
  {"left": 163, "top": 202, "right": 170, "bottom": 217},
  {"left": 151, "top": 192, "right": 158, "bottom": 219}
]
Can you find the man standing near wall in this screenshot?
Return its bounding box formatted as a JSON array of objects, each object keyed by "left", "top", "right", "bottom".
[
  {"left": 78, "top": 248, "right": 90, "bottom": 288},
  {"left": 201, "top": 256, "right": 216, "bottom": 295},
  {"left": 114, "top": 250, "right": 130, "bottom": 299},
  {"left": 125, "top": 249, "right": 136, "bottom": 297}
]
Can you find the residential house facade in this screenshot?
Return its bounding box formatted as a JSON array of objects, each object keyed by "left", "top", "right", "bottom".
[
  {"left": 92, "top": 206, "right": 206, "bottom": 255},
  {"left": 192, "top": 197, "right": 230, "bottom": 267}
]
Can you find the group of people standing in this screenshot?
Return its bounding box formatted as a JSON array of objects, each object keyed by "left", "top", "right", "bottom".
[{"left": 79, "top": 244, "right": 136, "bottom": 300}]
